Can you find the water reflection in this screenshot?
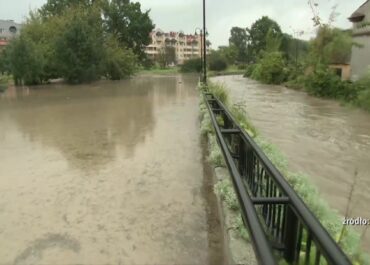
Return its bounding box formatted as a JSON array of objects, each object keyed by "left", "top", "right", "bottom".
[
  {"left": 1, "top": 79, "right": 161, "bottom": 173},
  {"left": 0, "top": 74, "right": 225, "bottom": 265}
]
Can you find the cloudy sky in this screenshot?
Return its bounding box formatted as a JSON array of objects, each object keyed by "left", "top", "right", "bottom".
[{"left": 0, "top": 0, "right": 365, "bottom": 47}]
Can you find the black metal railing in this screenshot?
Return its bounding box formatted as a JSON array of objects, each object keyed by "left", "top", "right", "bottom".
[{"left": 203, "top": 91, "right": 352, "bottom": 265}]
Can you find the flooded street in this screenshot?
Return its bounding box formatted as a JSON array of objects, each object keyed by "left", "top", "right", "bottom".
[
  {"left": 0, "top": 75, "right": 224, "bottom": 264},
  {"left": 213, "top": 75, "right": 370, "bottom": 250}
]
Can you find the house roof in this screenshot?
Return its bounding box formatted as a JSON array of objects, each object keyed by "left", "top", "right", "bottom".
[{"left": 349, "top": 0, "right": 370, "bottom": 22}]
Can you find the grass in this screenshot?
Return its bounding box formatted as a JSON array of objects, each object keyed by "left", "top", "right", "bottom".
[
  {"left": 138, "top": 66, "right": 179, "bottom": 75},
  {"left": 199, "top": 81, "right": 370, "bottom": 265},
  {"left": 209, "top": 65, "right": 245, "bottom": 77}
]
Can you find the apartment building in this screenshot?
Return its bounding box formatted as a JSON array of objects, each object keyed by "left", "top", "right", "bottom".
[{"left": 145, "top": 29, "right": 210, "bottom": 65}]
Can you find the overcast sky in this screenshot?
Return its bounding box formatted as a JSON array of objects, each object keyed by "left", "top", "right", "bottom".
[{"left": 0, "top": 0, "right": 365, "bottom": 47}]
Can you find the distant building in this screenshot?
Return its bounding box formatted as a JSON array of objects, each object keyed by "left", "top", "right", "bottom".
[
  {"left": 349, "top": 0, "right": 370, "bottom": 80},
  {"left": 0, "top": 20, "right": 22, "bottom": 50},
  {"left": 145, "top": 29, "right": 210, "bottom": 65}
]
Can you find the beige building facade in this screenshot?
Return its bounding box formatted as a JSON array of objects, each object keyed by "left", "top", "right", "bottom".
[{"left": 145, "top": 29, "right": 209, "bottom": 65}]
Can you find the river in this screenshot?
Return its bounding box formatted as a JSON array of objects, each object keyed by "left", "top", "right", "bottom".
[
  {"left": 212, "top": 75, "right": 370, "bottom": 251},
  {"left": 0, "top": 75, "right": 225, "bottom": 264}
]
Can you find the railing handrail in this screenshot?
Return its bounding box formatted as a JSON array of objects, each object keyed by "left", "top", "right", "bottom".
[
  {"left": 204, "top": 92, "right": 277, "bottom": 264},
  {"left": 203, "top": 91, "right": 352, "bottom": 265}
]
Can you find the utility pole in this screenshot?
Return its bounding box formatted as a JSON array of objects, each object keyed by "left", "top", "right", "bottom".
[{"left": 202, "top": 0, "right": 207, "bottom": 84}]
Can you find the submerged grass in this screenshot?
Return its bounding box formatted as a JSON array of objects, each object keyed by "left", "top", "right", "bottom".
[{"left": 199, "top": 81, "right": 370, "bottom": 264}]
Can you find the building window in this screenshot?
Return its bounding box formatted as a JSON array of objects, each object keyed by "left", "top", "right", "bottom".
[{"left": 9, "top": 26, "right": 17, "bottom": 34}]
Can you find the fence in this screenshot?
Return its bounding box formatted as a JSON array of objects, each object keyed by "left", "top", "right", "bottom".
[{"left": 203, "top": 91, "right": 352, "bottom": 265}]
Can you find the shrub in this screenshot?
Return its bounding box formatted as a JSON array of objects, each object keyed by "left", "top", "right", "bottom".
[
  {"left": 8, "top": 35, "right": 45, "bottom": 85},
  {"left": 209, "top": 55, "right": 228, "bottom": 71},
  {"left": 304, "top": 66, "right": 357, "bottom": 100},
  {"left": 237, "top": 64, "right": 247, "bottom": 70},
  {"left": 103, "top": 37, "right": 137, "bottom": 80},
  {"left": 243, "top": 64, "right": 256, "bottom": 77},
  {"left": 180, "top": 58, "right": 202, "bottom": 73},
  {"left": 354, "top": 71, "right": 370, "bottom": 111},
  {"left": 251, "top": 51, "right": 286, "bottom": 84}
]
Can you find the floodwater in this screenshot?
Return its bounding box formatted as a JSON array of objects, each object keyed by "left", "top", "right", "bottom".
[
  {"left": 212, "top": 75, "right": 370, "bottom": 250},
  {"left": 0, "top": 75, "right": 225, "bottom": 264}
]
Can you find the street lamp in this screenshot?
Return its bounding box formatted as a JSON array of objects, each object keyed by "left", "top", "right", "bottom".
[
  {"left": 194, "top": 0, "right": 208, "bottom": 84},
  {"left": 202, "top": 0, "right": 207, "bottom": 84}
]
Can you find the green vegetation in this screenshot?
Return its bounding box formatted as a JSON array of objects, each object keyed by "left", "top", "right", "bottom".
[
  {"left": 238, "top": 13, "right": 370, "bottom": 112},
  {"left": 0, "top": 0, "right": 154, "bottom": 85},
  {"left": 199, "top": 81, "right": 369, "bottom": 264},
  {"left": 208, "top": 53, "right": 228, "bottom": 72},
  {"left": 138, "top": 66, "right": 179, "bottom": 75},
  {"left": 179, "top": 58, "right": 202, "bottom": 73}
]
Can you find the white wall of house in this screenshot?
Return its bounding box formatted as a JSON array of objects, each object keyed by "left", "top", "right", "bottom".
[
  {"left": 350, "top": 1, "right": 370, "bottom": 80},
  {"left": 351, "top": 36, "right": 370, "bottom": 81},
  {"left": 0, "top": 20, "right": 22, "bottom": 40}
]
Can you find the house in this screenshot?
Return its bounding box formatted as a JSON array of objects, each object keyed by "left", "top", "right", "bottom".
[
  {"left": 0, "top": 20, "right": 22, "bottom": 51},
  {"left": 349, "top": 0, "right": 370, "bottom": 80}
]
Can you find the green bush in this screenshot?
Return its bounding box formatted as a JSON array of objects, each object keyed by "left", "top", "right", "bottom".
[
  {"left": 251, "top": 51, "right": 286, "bottom": 84},
  {"left": 103, "top": 37, "right": 137, "bottom": 80},
  {"left": 8, "top": 35, "right": 45, "bottom": 85},
  {"left": 180, "top": 58, "right": 202, "bottom": 73},
  {"left": 237, "top": 64, "right": 247, "bottom": 70},
  {"left": 304, "top": 66, "right": 358, "bottom": 101},
  {"left": 243, "top": 64, "right": 256, "bottom": 77},
  {"left": 209, "top": 55, "right": 228, "bottom": 71},
  {"left": 353, "top": 71, "right": 370, "bottom": 111}
]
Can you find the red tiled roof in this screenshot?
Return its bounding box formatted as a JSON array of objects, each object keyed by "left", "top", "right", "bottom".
[{"left": 0, "top": 40, "right": 8, "bottom": 46}]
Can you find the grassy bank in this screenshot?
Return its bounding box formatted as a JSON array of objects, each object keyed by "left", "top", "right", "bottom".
[
  {"left": 199, "top": 81, "right": 369, "bottom": 264},
  {"left": 244, "top": 62, "right": 370, "bottom": 113},
  {"left": 138, "top": 67, "right": 179, "bottom": 75},
  {"left": 209, "top": 65, "right": 245, "bottom": 77}
]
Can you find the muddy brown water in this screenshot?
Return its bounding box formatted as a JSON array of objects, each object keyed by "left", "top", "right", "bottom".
[
  {"left": 0, "top": 75, "right": 225, "bottom": 265},
  {"left": 212, "top": 75, "right": 370, "bottom": 252}
]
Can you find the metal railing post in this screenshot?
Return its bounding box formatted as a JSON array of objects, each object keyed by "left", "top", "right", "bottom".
[{"left": 283, "top": 205, "right": 300, "bottom": 262}]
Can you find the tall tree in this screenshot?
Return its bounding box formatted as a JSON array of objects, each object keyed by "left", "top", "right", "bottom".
[
  {"left": 104, "top": 0, "right": 155, "bottom": 61},
  {"left": 229, "top": 27, "right": 248, "bottom": 63},
  {"left": 40, "top": 0, "right": 100, "bottom": 17},
  {"left": 54, "top": 6, "right": 105, "bottom": 83},
  {"left": 246, "top": 16, "right": 282, "bottom": 60}
]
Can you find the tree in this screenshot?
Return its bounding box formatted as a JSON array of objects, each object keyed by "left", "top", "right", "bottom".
[
  {"left": 218, "top": 45, "right": 238, "bottom": 64},
  {"left": 246, "top": 16, "right": 282, "bottom": 60},
  {"left": 0, "top": 48, "right": 11, "bottom": 75},
  {"left": 156, "top": 46, "right": 176, "bottom": 68},
  {"left": 208, "top": 51, "right": 228, "bottom": 71},
  {"left": 39, "top": 0, "right": 100, "bottom": 17},
  {"left": 309, "top": 26, "right": 353, "bottom": 65},
  {"left": 103, "top": 36, "right": 137, "bottom": 80},
  {"left": 8, "top": 35, "right": 45, "bottom": 85},
  {"left": 104, "top": 0, "right": 155, "bottom": 61},
  {"left": 54, "top": 6, "right": 105, "bottom": 83},
  {"left": 229, "top": 27, "right": 248, "bottom": 63}
]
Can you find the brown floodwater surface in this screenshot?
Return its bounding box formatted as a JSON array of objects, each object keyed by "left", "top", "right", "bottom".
[
  {"left": 212, "top": 75, "right": 370, "bottom": 251},
  {"left": 0, "top": 75, "right": 225, "bottom": 264}
]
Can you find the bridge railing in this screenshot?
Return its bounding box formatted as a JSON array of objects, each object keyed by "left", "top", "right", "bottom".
[{"left": 203, "top": 91, "right": 352, "bottom": 265}]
